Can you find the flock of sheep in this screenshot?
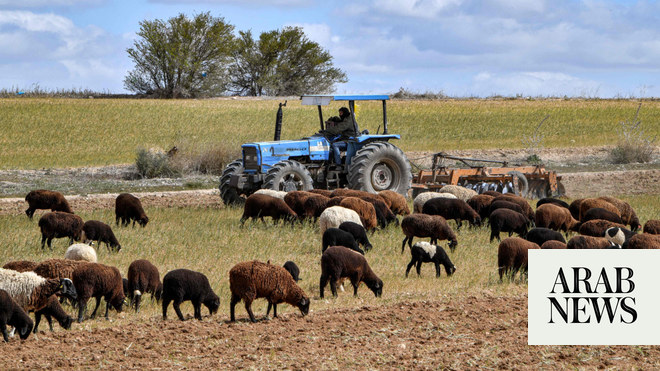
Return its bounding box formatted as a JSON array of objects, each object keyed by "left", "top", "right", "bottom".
[{"left": 1, "top": 185, "right": 659, "bottom": 343}]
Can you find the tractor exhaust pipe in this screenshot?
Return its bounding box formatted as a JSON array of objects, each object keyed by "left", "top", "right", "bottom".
[{"left": 274, "top": 100, "right": 287, "bottom": 141}]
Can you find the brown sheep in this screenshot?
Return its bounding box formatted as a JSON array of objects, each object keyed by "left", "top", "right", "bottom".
[
  {"left": 467, "top": 194, "right": 495, "bottom": 220},
  {"left": 488, "top": 199, "right": 524, "bottom": 217},
  {"left": 115, "top": 193, "right": 149, "bottom": 227},
  {"left": 360, "top": 195, "right": 398, "bottom": 228},
  {"left": 38, "top": 211, "right": 85, "bottom": 249},
  {"left": 494, "top": 195, "right": 535, "bottom": 221},
  {"left": 72, "top": 263, "right": 125, "bottom": 322},
  {"left": 127, "top": 259, "right": 162, "bottom": 313},
  {"left": 82, "top": 220, "right": 121, "bottom": 252},
  {"left": 401, "top": 214, "right": 458, "bottom": 253},
  {"left": 33, "top": 259, "right": 87, "bottom": 280},
  {"left": 330, "top": 189, "right": 390, "bottom": 207},
  {"left": 32, "top": 294, "right": 72, "bottom": 333},
  {"left": 302, "top": 195, "right": 331, "bottom": 220},
  {"left": 0, "top": 269, "right": 77, "bottom": 313},
  {"left": 482, "top": 191, "right": 502, "bottom": 197},
  {"left": 379, "top": 190, "right": 410, "bottom": 215},
  {"left": 567, "top": 235, "right": 618, "bottom": 249},
  {"left": 582, "top": 208, "right": 623, "bottom": 224},
  {"left": 578, "top": 219, "right": 626, "bottom": 238},
  {"left": 625, "top": 233, "right": 660, "bottom": 249},
  {"left": 578, "top": 198, "right": 620, "bottom": 221},
  {"left": 568, "top": 198, "right": 584, "bottom": 220},
  {"left": 644, "top": 220, "right": 660, "bottom": 234},
  {"left": 2, "top": 260, "right": 38, "bottom": 273},
  {"left": 320, "top": 246, "right": 383, "bottom": 298},
  {"left": 339, "top": 197, "right": 378, "bottom": 231},
  {"left": 283, "top": 191, "right": 316, "bottom": 218},
  {"left": 229, "top": 260, "right": 309, "bottom": 322},
  {"left": 421, "top": 198, "right": 481, "bottom": 230},
  {"left": 241, "top": 193, "right": 297, "bottom": 225},
  {"left": 497, "top": 237, "right": 539, "bottom": 280},
  {"left": 308, "top": 189, "right": 333, "bottom": 197},
  {"left": 541, "top": 240, "right": 567, "bottom": 249},
  {"left": 25, "top": 189, "right": 73, "bottom": 220},
  {"left": 535, "top": 204, "right": 580, "bottom": 234},
  {"left": 597, "top": 196, "right": 640, "bottom": 231},
  {"left": 488, "top": 208, "right": 532, "bottom": 242},
  {"left": 325, "top": 196, "right": 346, "bottom": 208}
]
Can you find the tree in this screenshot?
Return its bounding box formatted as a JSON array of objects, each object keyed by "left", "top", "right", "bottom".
[
  {"left": 227, "top": 27, "right": 347, "bottom": 96},
  {"left": 124, "top": 12, "right": 234, "bottom": 98}
]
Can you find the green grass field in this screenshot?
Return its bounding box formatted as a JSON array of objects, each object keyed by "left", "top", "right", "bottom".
[{"left": 1, "top": 98, "right": 658, "bottom": 169}]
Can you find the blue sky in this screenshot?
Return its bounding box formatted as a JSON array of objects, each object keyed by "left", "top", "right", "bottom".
[{"left": 1, "top": 0, "right": 659, "bottom": 97}]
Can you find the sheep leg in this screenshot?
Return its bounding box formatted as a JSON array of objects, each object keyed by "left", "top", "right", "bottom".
[
  {"left": 405, "top": 258, "right": 416, "bottom": 278},
  {"left": 40, "top": 235, "right": 47, "bottom": 249},
  {"left": 319, "top": 275, "right": 328, "bottom": 298},
  {"left": 230, "top": 294, "right": 241, "bottom": 322},
  {"left": 104, "top": 299, "right": 110, "bottom": 319},
  {"left": 456, "top": 219, "right": 462, "bottom": 231},
  {"left": 193, "top": 302, "right": 202, "bottom": 320},
  {"left": 47, "top": 237, "right": 53, "bottom": 249},
  {"left": 489, "top": 229, "right": 499, "bottom": 243},
  {"left": 173, "top": 301, "right": 185, "bottom": 321},
  {"left": 329, "top": 279, "right": 338, "bottom": 298},
  {"left": 434, "top": 262, "right": 441, "bottom": 278},
  {"left": 77, "top": 299, "right": 87, "bottom": 323},
  {"left": 401, "top": 237, "right": 408, "bottom": 254},
  {"left": 33, "top": 312, "right": 42, "bottom": 333},
  {"left": 162, "top": 298, "right": 171, "bottom": 320},
  {"left": 266, "top": 302, "right": 273, "bottom": 317},
  {"left": 351, "top": 279, "right": 360, "bottom": 297},
  {"left": 134, "top": 294, "right": 142, "bottom": 313},
  {"left": 416, "top": 261, "right": 423, "bottom": 276},
  {"left": 46, "top": 314, "right": 54, "bottom": 332},
  {"left": 244, "top": 300, "right": 256, "bottom": 323},
  {"left": 1, "top": 322, "right": 8, "bottom": 343},
  {"left": 90, "top": 297, "right": 102, "bottom": 319}
]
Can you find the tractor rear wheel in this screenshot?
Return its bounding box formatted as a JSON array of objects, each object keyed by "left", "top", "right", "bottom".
[
  {"left": 264, "top": 160, "right": 314, "bottom": 192},
  {"left": 348, "top": 142, "right": 412, "bottom": 195},
  {"left": 507, "top": 171, "right": 529, "bottom": 197},
  {"left": 219, "top": 159, "right": 245, "bottom": 206}
]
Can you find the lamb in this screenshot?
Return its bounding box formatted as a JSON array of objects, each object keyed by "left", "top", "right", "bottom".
[
  {"left": 567, "top": 235, "right": 620, "bottom": 249},
  {"left": 438, "top": 185, "right": 477, "bottom": 202},
  {"left": 38, "top": 211, "right": 85, "bottom": 249},
  {"left": 283, "top": 261, "right": 301, "bottom": 282},
  {"left": 541, "top": 240, "right": 567, "bottom": 249},
  {"left": 497, "top": 237, "right": 540, "bottom": 280},
  {"left": 25, "top": 189, "right": 72, "bottom": 220},
  {"left": 405, "top": 242, "right": 456, "bottom": 278},
  {"left": 581, "top": 208, "right": 623, "bottom": 225},
  {"left": 534, "top": 203, "right": 580, "bottom": 234},
  {"left": 253, "top": 189, "right": 287, "bottom": 199},
  {"left": 283, "top": 191, "right": 316, "bottom": 219},
  {"left": 161, "top": 269, "right": 219, "bottom": 321},
  {"left": 339, "top": 197, "right": 378, "bottom": 231},
  {"left": 229, "top": 260, "right": 309, "bottom": 322},
  {"left": 421, "top": 198, "right": 481, "bottom": 230},
  {"left": 536, "top": 198, "right": 569, "bottom": 209},
  {"left": 0, "top": 289, "right": 33, "bottom": 342},
  {"left": 127, "top": 259, "right": 162, "bottom": 313},
  {"left": 401, "top": 214, "right": 458, "bottom": 253},
  {"left": 32, "top": 295, "right": 72, "bottom": 333},
  {"left": 338, "top": 221, "right": 373, "bottom": 251},
  {"left": 322, "top": 228, "right": 364, "bottom": 255},
  {"left": 579, "top": 198, "right": 620, "bottom": 221},
  {"left": 624, "top": 233, "right": 660, "bottom": 249},
  {"left": 319, "top": 206, "right": 363, "bottom": 235},
  {"left": 320, "top": 246, "right": 383, "bottom": 298},
  {"left": 578, "top": 219, "right": 626, "bottom": 238},
  {"left": 568, "top": 198, "right": 584, "bottom": 220},
  {"left": 488, "top": 208, "right": 531, "bottom": 242},
  {"left": 2, "top": 261, "right": 37, "bottom": 273},
  {"left": 115, "top": 193, "right": 149, "bottom": 227},
  {"left": 467, "top": 194, "right": 495, "bottom": 221},
  {"left": 72, "top": 263, "right": 125, "bottom": 322},
  {"left": 604, "top": 227, "right": 637, "bottom": 247},
  {"left": 493, "top": 195, "right": 535, "bottom": 221},
  {"left": 241, "top": 193, "right": 298, "bottom": 225},
  {"left": 0, "top": 268, "right": 77, "bottom": 312},
  {"left": 644, "top": 220, "right": 660, "bottom": 234},
  {"left": 488, "top": 200, "right": 524, "bottom": 216},
  {"left": 379, "top": 190, "right": 410, "bottom": 215},
  {"left": 82, "top": 220, "right": 121, "bottom": 252},
  {"left": 597, "top": 196, "right": 640, "bottom": 231},
  {"left": 413, "top": 192, "right": 456, "bottom": 213},
  {"left": 64, "top": 243, "right": 98, "bottom": 263},
  {"left": 302, "top": 195, "right": 331, "bottom": 221},
  {"left": 525, "top": 227, "right": 566, "bottom": 247}
]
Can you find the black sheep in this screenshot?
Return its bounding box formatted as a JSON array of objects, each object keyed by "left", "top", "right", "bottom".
[
  {"left": 489, "top": 208, "right": 532, "bottom": 242},
  {"left": 421, "top": 198, "right": 481, "bottom": 230},
  {"left": 320, "top": 246, "right": 383, "bottom": 298},
  {"left": 405, "top": 242, "right": 456, "bottom": 278},
  {"left": 525, "top": 227, "right": 566, "bottom": 247},
  {"left": 488, "top": 200, "right": 523, "bottom": 216},
  {"left": 582, "top": 208, "right": 623, "bottom": 224},
  {"left": 322, "top": 228, "right": 364, "bottom": 255},
  {"left": 161, "top": 269, "right": 219, "bottom": 321},
  {"left": 33, "top": 295, "right": 72, "bottom": 333},
  {"left": 283, "top": 261, "right": 301, "bottom": 282},
  {"left": 536, "top": 198, "right": 569, "bottom": 209},
  {"left": 82, "top": 220, "right": 121, "bottom": 252},
  {"left": 338, "top": 221, "right": 373, "bottom": 251},
  {"left": 115, "top": 193, "right": 149, "bottom": 227},
  {"left": 0, "top": 289, "right": 33, "bottom": 342}
]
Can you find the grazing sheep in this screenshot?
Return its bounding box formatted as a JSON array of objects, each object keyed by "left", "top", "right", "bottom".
[
  {"left": 127, "top": 259, "right": 162, "bottom": 313},
  {"left": 0, "top": 289, "right": 33, "bottom": 342},
  {"left": 489, "top": 208, "right": 532, "bottom": 242},
  {"left": 482, "top": 190, "right": 503, "bottom": 197},
  {"left": 0, "top": 268, "right": 77, "bottom": 312},
  {"left": 579, "top": 198, "right": 620, "bottom": 221},
  {"left": 604, "top": 227, "right": 636, "bottom": 247},
  {"left": 578, "top": 220, "right": 626, "bottom": 238},
  {"left": 2, "top": 261, "right": 37, "bottom": 273},
  {"left": 339, "top": 197, "right": 378, "bottom": 231},
  {"left": 161, "top": 269, "right": 219, "bottom": 321},
  {"left": 229, "top": 260, "right": 310, "bottom": 322},
  {"left": 25, "top": 190, "right": 72, "bottom": 220},
  {"left": 541, "top": 240, "right": 567, "bottom": 249},
  {"left": 82, "top": 220, "right": 121, "bottom": 252},
  {"left": 360, "top": 196, "right": 398, "bottom": 229},
  {"left": 241, "top": 193, "right": 298, "bottom": 225},
  {"left": 253, "top": 189, "right": 287, "bottom": 199},
  {"left": 494, "top": 195, "right": 535, "bottom": 221},
  {"left": 535, "top": 204, "right": 580, "bottom": 234},
  {"left": 302, "top": 195, "right": 331, "bottom": 221},
  {"left": 438, "top": 185, "right": 477, "bottom": 202},
  {"left": 401, "top": 214, "right": 458, "bottom": 253},
  {"left": 338, "top": 221, "right": 373, "bottom": 251},
  {"left": 115, "top": 193, "right": 149, "bottom": 227},
  {"left": 497, "top": 237, "right": 540, "bottom": 280},
  {"left": 405, "top": 242, "right": 456, "bottom": 278},
  {"left": 38, "top": 211, "right": 85, "bottom": 249},
  {"left": 319, "top": 206, "right": 363, "bottom": 235},
  {"left": 488, "top": 200, "right": 524, "bottom": 216},
  {"left": 525, "top": 227, "right": 566, "bottom": 247},
  {"left": 624, "top": 233, "right": 660, "bottom": 249},
  {"left": 330, "top": 189, "right": 390, "bottom": 207},
  {"left": 72, "top": 263, "right": 125, "bottom": 322},
  {"left": 379, "top": 190, "right": 410, "bottom": 215},
  {"left": 308, "top": 189, "right": 333, "bottom": 197},
  {"left": 536, "top": 198, "right": 569, "bottom": 209},
  {"left": 64, "top": 243, "right": 98, "bottom": 263},
  {"left": 567, "top": 235, "right": 619, "bottom": 249},
  {"left": 325, "top": 196, "right": 346, "bottom": 208},
  {"left": 581, "top": 208, "right": 623, "bottom": 225},
  {"left": 467, "top": 194, "right": 495, "bottom": 221},
  {"left": 421, "top": 198, "right": 481, "bottom": 230},
  {"left": 568, "top": 198, "right": 584, "bottom": 220},
  {"left": 33, "top": 259, "right": 87, "bottom": 282},
  {"left": 32, "top": 295, "right": 72, "bottom": 333},
  {"left": 413, "top": 192, "right": 457, "bottom": 213},
  {"left": 283, "top": 191, "right": 316, "bottom": 219},
  {"left": 644, "top": 220, "right": 660, "bottom": 235},
  {"left": 322, "top": 228, "right": 364, "bottom": 255},
  {"left": 320, "top": 246, "right": 383, "bottom": 298},
  {"left": 282, "top": 261, "right": 301, "bottom": 282},
  {"left": 597, "top": 196, "right": 640, "bottom": 231}
]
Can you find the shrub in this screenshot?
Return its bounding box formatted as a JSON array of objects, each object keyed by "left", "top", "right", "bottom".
[
  {"left": 135, "top": 148, "right": 180, "bottom": 178},
  {"left": 521, "top": 115, "right": 548, "bottom": 164},
  {"left": 168, "top": 141, "right": 238, "bottom": 175},
  {"left": 610, "top": 104, "right": 657, "bottom": 164}
]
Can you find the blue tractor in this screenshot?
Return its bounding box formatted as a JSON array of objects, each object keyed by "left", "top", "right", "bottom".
[{"left": 219, "top": 95, "right": 412, "bottom": 205}]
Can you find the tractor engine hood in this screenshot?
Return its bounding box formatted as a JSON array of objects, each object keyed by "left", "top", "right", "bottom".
[{"left": 242, "top": 138, "right": 331, "bottom": 172}]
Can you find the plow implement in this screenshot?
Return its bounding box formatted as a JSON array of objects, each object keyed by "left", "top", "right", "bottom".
[{"left": 411, "top": 152, "right": 565, "bottom": 199}]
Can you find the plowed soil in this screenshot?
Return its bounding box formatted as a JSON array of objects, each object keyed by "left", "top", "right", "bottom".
[{"left": 1, "top": 295, "right": 659, "bottom": 369}]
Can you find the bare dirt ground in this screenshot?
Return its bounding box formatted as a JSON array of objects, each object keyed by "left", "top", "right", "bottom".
[{"left": 1, "top": 294, "right": 659, "bottom": 369}]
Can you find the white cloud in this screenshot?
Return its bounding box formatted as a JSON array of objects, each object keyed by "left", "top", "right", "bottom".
[
  {"left": 468, "top": 71, "right": 603, "bottom": 97},
  {"left": 0, "top": 0, "right": 101, "bottom": 8},
  {"left": 373, "top": 0, "right": 462, "bottom": 19},
  {"left": 285, "top": 23, "right": 334, "bottom": 48},
  {"left": 148, "top": 0, "right": 310, "bottom": 5}
]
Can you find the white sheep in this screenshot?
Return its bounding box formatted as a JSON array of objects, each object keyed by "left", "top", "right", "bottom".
[
  {"left": 319, "top": 206, "right": 363, "bottom": 234},
  {"left": 438, "top": 185, "right": 478, "bottom": 202},
  {"left": 413, "top": 192, "right": 457, "bottom": 213},
  {"left": 254, "top": 189, "right": 287, "bottom": 200},
  {"left": 65, "top": 243, "right": 98, "bottom": 263},
  {"left": 0, "top": 268, "right": 77, "bottom": 312}
]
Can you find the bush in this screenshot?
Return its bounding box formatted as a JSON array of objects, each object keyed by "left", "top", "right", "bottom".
[
  {"left": 610, "top": 104, "right": 657, "bottom": 164},
  {"left": 168, "top": 141, "right": 238, "bottom": 175},
  {"left": 135, "top": 148, "right": 180, "bottom": 178}
]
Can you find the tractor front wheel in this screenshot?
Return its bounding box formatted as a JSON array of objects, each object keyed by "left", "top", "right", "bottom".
[
  {"left": 264, "top": 160, "right": 314, "bottom": 192},
  {"left": 219, "top": 159, "right": 245, "bottom": 206},
  {"left": 348, "top": 142, "right": 412, "bottom": 195}
]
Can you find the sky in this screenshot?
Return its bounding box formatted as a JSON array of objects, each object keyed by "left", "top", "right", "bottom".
[{"left": 1, "top": 0, "right": 660, "bottom": 97}]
